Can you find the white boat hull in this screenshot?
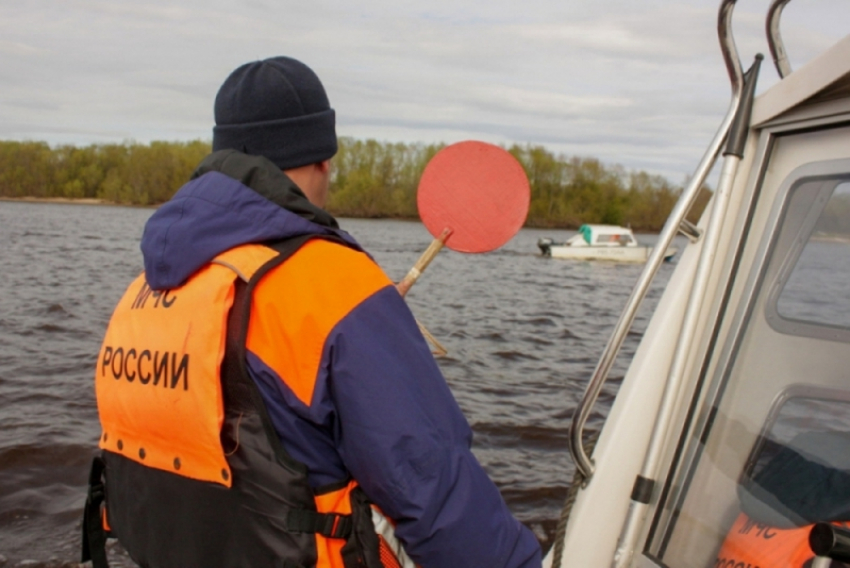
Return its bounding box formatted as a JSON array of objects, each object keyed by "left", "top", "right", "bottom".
[
  {"left": 549, "top": 245, "right": 649, "bottom": 262},
  {"left": 545, "top": 244, "right": 677, "bottom": 262}
]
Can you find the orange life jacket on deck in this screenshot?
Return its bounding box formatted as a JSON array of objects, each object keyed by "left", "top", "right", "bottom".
[
  {"left": 83, "top": 236, "right": 414, "bottom": 568},
  {"left": 715, "top": 512, "right": 850, "bottom": 568}
]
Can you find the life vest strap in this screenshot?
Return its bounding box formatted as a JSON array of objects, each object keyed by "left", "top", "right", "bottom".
[
  {"left": 287, "top": 509, "right": 354, "bottom": 539},
  {"left": 81, "top": 456, "right": 110, "bottom": 568}
]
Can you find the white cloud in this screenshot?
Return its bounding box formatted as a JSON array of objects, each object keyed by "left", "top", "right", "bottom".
[
  {"left": 0, "top": 0, "right": 847, "bottom": 180},
  {"left": 0, "top": 39, "right": 48, "bottom": 57}
]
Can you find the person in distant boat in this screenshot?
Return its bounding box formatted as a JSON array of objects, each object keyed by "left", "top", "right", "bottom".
[{"left": 83, "top": 56, "right": 542, "bottom": 568}]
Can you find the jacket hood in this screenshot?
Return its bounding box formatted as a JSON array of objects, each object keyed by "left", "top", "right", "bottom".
[{"left": 141, "top": 150, "right": 357, "bottom": 290}]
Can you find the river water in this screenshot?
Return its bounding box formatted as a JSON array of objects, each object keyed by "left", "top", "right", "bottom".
[{"left": 0, "top": 201, "right": 680, "bottom": 566}]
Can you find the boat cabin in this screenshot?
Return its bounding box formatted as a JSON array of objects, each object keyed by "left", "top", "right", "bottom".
[
  {"left": 547, "top": 3, "right": 850, "bottom": 567},
  {"left": 570, "top": 225, "right": 637, "bottom": 247}
]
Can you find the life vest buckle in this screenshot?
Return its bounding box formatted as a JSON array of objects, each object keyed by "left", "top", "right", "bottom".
[{"left": 286, "top": 509, "right": 354, "bottom": 539}]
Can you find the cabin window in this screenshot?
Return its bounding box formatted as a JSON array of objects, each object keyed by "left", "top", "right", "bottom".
[
  {"left": 740, "top": 388, "right": 850, "bottom": 530},
  {"left": 772, "top": 182, "right": 850, "bottom": 332},
  {"left": 595, "top": 233, "right": 633, "bottom": 245}
]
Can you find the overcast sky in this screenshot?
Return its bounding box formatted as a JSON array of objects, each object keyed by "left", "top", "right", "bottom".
[{"left": 2, "top": 0, "right": 847, "bottom": 181}]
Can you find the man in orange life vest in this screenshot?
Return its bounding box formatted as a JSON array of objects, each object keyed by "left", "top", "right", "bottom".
[{"left": 85, "top": 57, "right": 542, "bottom": 567}]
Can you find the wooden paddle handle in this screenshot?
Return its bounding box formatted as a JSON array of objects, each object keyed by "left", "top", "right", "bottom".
[
  {"left": 396, "top": 228, "right": 453, "bottom": 297},
  {"left": 417, "top": 320, "right": 448, "bottom": 357}
]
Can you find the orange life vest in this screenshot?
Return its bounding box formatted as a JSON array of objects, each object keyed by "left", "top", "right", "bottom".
[
  {"left": 715, "top": 512, "right": 850, "bottom": 568},
  {"left": 84, "top": 236, "right": 414, "bottom": 568}
]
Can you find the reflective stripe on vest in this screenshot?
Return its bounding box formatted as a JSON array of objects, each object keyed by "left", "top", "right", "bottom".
[{"left": 371, "top": 505, "right": 416, "bottom": 568}]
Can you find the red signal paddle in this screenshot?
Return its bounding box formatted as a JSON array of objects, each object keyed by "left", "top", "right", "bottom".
[
  {"left": 396, "top": 140, "right": 530, "bottom": 296},
  {"left": 396, "top": 141, "right": 530, "bottom": 356}
]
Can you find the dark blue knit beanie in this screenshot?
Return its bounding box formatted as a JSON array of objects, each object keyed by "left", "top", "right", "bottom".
[{"left": 212, "top": 56, "right": 337, "bottom": 170}]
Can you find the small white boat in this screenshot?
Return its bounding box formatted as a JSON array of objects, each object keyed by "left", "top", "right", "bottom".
[{"left": 537, "top": 224, "right": 677, "bottom": 262}]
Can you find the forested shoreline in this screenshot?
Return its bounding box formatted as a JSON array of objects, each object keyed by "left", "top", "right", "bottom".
[{"left": 0, "top": 138, "right": 710, "bottom": 231}]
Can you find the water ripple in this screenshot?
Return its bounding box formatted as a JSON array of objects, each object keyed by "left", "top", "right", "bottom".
[{"left": 0, "top": 204, "right": 681, "bottom": 562}]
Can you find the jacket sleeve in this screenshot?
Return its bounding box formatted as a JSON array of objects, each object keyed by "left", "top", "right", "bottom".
[{"left": 325, "top": 285, "right": 542, "bottom": 568}]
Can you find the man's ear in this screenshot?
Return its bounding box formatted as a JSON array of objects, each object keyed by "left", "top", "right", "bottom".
[{"left": 318, "top": 160, "right": 330, "bottom": 173}]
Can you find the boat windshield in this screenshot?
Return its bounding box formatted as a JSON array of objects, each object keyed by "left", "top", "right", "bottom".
[
  {"left": 579, "top": 225, "right": 635, "bottom": 245},
  {"left": 595, "top": 233, "right": 634, "bottom": 245}
]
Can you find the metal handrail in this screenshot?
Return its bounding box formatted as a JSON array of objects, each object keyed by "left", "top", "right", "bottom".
[
  {"left": 567, "top": 0, "right": 745, "bottom": 481},
  {"left": 611, "top": 48, "right": 761, "bottom": 568},
  {"left": 767, "top": 0, "right": 793, "bottom": 78}
]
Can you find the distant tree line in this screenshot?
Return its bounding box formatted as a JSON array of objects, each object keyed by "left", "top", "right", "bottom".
[
  {"left": 0, "top": 140, "right": 210, "bottom": 205},
  {"left": 0, "top": 138, "right": 713, "bottom": 231}
]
